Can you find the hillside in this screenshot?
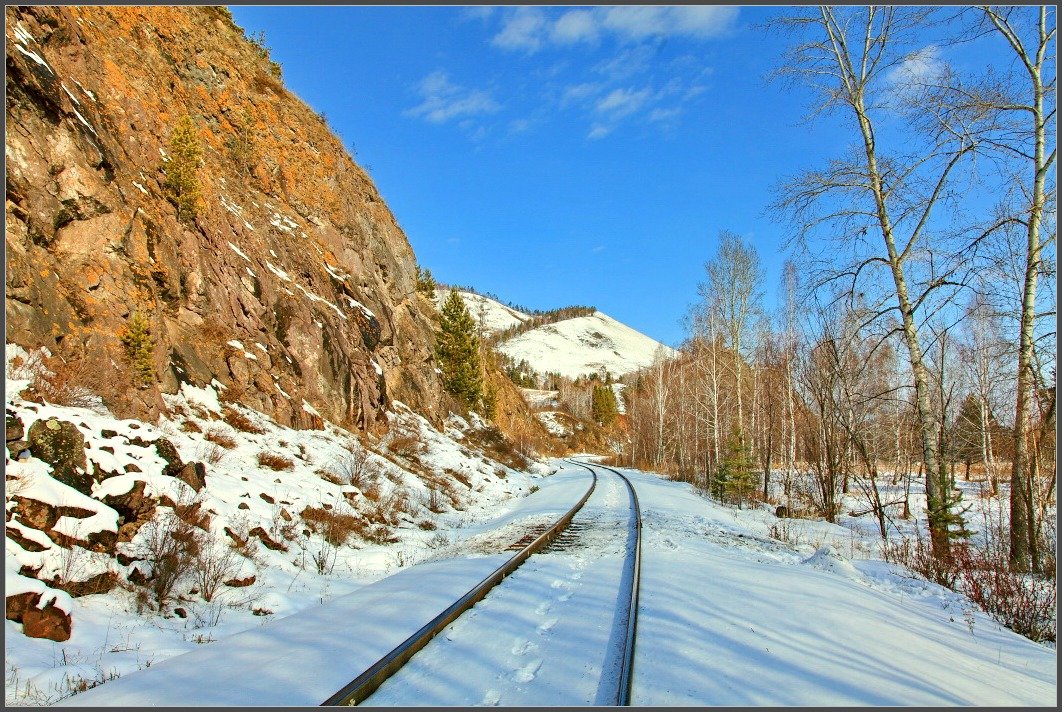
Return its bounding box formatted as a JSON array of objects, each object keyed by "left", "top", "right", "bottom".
[
  {"left": 498, "top": 311, "right": 676, "bottom": 380},
  {"left": 5, "top": 5, "right": 443, "bottom": 431},
  {"left": 444, "top": 290, "right": 676, "bottom": 380}
]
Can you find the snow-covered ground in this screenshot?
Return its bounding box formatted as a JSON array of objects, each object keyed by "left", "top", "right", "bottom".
[
  {"left": 22, "top": 456, "right": 1057, "bottom": 706},
  {"left": 497, "top": 311, "right": 677, "bottom": 380},
  {"left": 3, "top": 344, "right": 551, "bottom": 706}
]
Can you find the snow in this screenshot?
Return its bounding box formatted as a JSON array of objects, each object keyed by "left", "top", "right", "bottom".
[
  {"left": 226, "top": 241, "right": 250, "bottom": 263},
  {"left": 14, "top": 44, "right": 52, "bottom": 72},
  {"left": 443, "top": 290, "right": 530, "bottom": 336},
  {"left": 498, "top": 311, "right": 677, "bottom": 380},
  {"left": 131, "top": 181, "right": 148, "bottom": 195}
]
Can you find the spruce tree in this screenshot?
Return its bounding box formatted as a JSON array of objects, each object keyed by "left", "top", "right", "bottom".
[
  {"left": 436, "top": 288, "right": 482, "bottom": 411},
  {"left": 591, "top": 384, "right": 619, "bottom": 426},
  {"left": 163, "top": 115, "right": 202, "bottom": 222}
]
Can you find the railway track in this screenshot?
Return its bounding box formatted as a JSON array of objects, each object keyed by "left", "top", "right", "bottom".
[{"left": 322, "top": 459, "right": 643, "bottom": 707}]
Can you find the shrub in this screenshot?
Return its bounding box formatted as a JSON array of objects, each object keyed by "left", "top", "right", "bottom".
[
  {"left": 130, "top": 512, "right": 201, "bottom": 612},
  {"left": 329, "top": 446, "right": 375, "bottom": 488},
  {"left": 415, "top": 266, "right": 437, "bottom": 297},
  {"left": 205, "top": 429, "right": 237, "bottom": 449},
  {"left": 223, "top": 406, "right": 265, "bottom": 434},
  {"left": 388, "top": 432, "right": 424, "bottom": 460},
  {"left": 300, "top": 505, "right": 360, "bottom": 547},
  {"left": 257, "top": 452, "right": 293, "bottom": 471},
  {"left": 119, "top": 312, "right": 156, "bottom": 386},
  {"left": 191, "top": 542, "right": 243, "bottom": 603}
]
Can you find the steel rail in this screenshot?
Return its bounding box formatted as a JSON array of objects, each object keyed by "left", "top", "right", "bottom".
[
  {"left": 321, "top": 466, "right": 597, "bottom": 706},
  {"left": 565, "top": 459, "right": 642, "bottom": 707}
]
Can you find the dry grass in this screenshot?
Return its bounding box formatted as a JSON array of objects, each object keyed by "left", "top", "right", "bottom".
[
  {"left": 388, "top": 432, "right": 424, "bottom": 460},
  {"left": 224, "top": 406, "right": 265, "bottom": 434},
  {"left": 300, "top": 505, "right": 361, "bottom": 547},
  {"left": 257, "top": 451, "right": 293, "bottom": 471},
  {"left": 180, "top": 420, "right": 202, "bottom": 433},
  {"left": 205, "top": 429, "right": 237, "bottom": 449}
]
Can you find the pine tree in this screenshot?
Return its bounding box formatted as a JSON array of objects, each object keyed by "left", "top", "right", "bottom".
[
  {"left": 591, "top": 384, "right": 619, "bottom": 426},
  {"left": 120, "top": 312, "right": 156, "bottom": 386},
  {"left": 416, "top": 266, "right": 437, "bottom": 297},
  {"left": 436, "top": 288, "right": 482, "bottom": 411},
  {"left": 163, "top": 115, "right": 203, "bottom": 222}
]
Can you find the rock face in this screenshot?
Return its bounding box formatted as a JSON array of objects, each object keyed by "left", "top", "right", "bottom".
[{"left": 5, "top": 6, "right": 444, "bottom": 431}]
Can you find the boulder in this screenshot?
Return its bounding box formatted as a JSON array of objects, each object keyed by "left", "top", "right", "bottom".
[
  {"left": 249, "top": 526, "right": 286, "bottom": 551},
  {"left": 177, "top": 461, "right": 206, "bottom": 492},
  {"left": 23, "top": 603, "right": 73, "bottom": 641},
  {"left": 27, "top": 418, "right": 90, "bottom": 494},
  {"left": 5, "top": 592, "right": 40, "bottom": 621},
  {"left": 6, "top": 413, "right": 25, "bottom": 442},
  {"left": 9, "top": 592, "right": 73, "bottom": 642},
  {"left": 775, "top": 505, "right": 791, "bottom": 519}
]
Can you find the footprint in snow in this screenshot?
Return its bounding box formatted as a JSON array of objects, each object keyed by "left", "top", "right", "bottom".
[
  {"left": 537, "top": 618, "right": 558, "bottom": 634},
  {"left": 480, "top": 690, "right": 501, "bottom": 706},
  {"left": 511, "top": 638, "right": 537, "bottom": 656},
  {"left": 513, "top": 658, "right": 543, "bottom": 683},
  {"left": 535, "top": 601, "right": 551, "bottom": 615}
]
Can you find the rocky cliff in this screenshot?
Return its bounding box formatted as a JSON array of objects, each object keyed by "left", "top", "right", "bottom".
[{"left": 5, "top": 5, "right": 442, "bottom": 431}]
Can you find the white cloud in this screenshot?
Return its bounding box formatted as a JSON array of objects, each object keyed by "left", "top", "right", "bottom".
[
  {"left": 596, "top": 87, "right": 653, "bottom": 119},
  {"left": 587, "top": 124, "right": 612, "bottom": 140},
  {"left": 491, "top": 7, "right": 547, "bottom": 52},
  {"left": 601, "top": 6, "right": 738, "bottom": 42},
  {"left": 491, "top": 6, "right": 739, "bottom": 52},
  {"left": 561, "top": 82, "right": 600, "bottom": 107},
  {"left": 405, "top": 70, "right": 500, "bottom": 124},
  {"left": 887, "top": 45, "right": 946, "bottom": 91},
  {"left": 648, "top": 107, "right": 682, "bottom": 123},
  {"left": 552, "top": 9, "right": 599, "bottom": 45},
  {"left": 508, "top": 118, "right": 532, "bottom": 134}
]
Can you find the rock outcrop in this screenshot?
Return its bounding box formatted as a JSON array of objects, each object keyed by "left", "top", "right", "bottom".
[{"left": 5, "top": 6, "right": 444, "bottom": 432}]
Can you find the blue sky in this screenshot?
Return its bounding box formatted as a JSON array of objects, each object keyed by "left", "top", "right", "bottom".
[{"left": 227, "top": 6, "right": 1022, "bottom": 348}]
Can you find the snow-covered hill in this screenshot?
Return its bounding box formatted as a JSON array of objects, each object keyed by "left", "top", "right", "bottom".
[
  {"left": 497, "top": 311, "right": 676, "bottom": 380},
  {"left": 437, "top": 289, "right": 530, "bottom": 336},
  {"left": 441, "top": 290, "right": 676, "bottom": 380}
]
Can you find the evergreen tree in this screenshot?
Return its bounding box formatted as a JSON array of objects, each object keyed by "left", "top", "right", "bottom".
[
  {"left": 436, "top": 288, "right": 482, "bottom": 411},
  {"left": 163, "top": 115, "right": 202, "bottom": 222},
  {"left": 591, "top": 384, "right": 619, "bottom": 426},
  {"left": 120, "top": 311, "right": 156, "bottom": 386},
  {"left": 717, "top": 427, "right": 756, "bottom": 507},
  {"left": 416, "top": 266, "right": 437, "bottom": 297}
]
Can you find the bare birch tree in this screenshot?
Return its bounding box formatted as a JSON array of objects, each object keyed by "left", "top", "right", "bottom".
[{"left": 771, "top": 6, "right": 985, "bottom": 558}]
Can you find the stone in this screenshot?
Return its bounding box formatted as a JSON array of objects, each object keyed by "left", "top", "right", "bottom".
[
  {"left": 153, "top": 438, "right": 184, "bottom": 478},
  {"left": 6, "top": 592, "right": 40, "bottom": 622},
  {"left": 174, "top": 607, "right": 187, "bottom": 619},
  {"left": 12, "top": 497, "right": 59, "bottom": 531},
  {"left": 7, "top": 440, "right": 30, "bottom": 459},
  {"left": 775, "top": 505, "right": 790, "bottom": 519},
  {"left": 259, "top": 492, "right": 275, "bottom": 504},
  {"left": 223, "top": 575, "right": 256, "bottom": 588},
  {"left": 176, "top": 462, "right": 207, "bottom": 492},
  {"left": 249, "top": 526, "right": 286, "bottom": 551},
  {"left": 6, "top": 413, "right": 25, "bottom": 442},
  {"left": 26, "top": 419, "right": 90, "bottom": 494},
  {"left": 21, "top": 598, "right": 73, "bottom": 642}
]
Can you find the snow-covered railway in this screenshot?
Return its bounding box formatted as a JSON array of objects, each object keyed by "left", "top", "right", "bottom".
[{"left": 351, "top": 461, "right": 644, "bottom": 707}]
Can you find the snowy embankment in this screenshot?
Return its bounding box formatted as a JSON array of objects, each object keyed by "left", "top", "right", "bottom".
[
  {"left": 4, "top": 344, "right": 552, "bottom": 706},
  {"left": 58, "top": 469, "right": 594, "bottom": 706}
]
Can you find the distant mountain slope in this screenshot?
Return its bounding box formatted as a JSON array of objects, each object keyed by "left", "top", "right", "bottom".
[
  {"left": 497, "top": 310, "right": 676, "bottom": 379},
  {"left": 437, "top": 288, "right": 530, "bottom": 336}
]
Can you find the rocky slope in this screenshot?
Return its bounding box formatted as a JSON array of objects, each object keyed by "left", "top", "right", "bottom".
[{"left": 5, "top": 5, "right": 442, "bottom": 432}]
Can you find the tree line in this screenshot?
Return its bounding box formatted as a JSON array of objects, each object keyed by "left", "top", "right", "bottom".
[{"left": 624, "top": 6, "right": 1055, "bottom": 578}]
